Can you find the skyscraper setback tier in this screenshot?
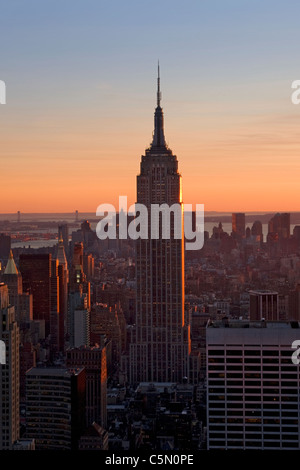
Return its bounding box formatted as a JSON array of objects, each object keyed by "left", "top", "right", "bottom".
[{"left": 129, "top": 66, "right": 190, "bottom": 384}]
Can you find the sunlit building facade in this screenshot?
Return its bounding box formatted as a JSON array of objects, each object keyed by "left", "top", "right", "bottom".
[{"left": 129, "top": 67, "right": 190, "bottom": 384}]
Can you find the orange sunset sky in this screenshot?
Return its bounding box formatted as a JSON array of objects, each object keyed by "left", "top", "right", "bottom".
[{"left": 1, "top": 0, "right": 300, "bottom": 214}]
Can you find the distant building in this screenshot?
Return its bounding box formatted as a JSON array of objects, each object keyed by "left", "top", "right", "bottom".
[
  {"left": 232, "top": 213, "right": 246, "bottom": 238},
  {"left": 0, "top": 234, "right": 11, "bottom": 262},
  {"left": 73, "top": 307, "right": 90, "bottom": 348},
  {"left": 251, "top": 220, "right": 263, "bottom": 243},
  {"left": 91, "top": 303, "right": 126, "bottom": 365},
  {"left": 289, "top": 284, "right": 300, "bottom": 321},
  {"left": 56, "top": 238, "right": 69, "bottom": 352},
  {"left": 58, "top": 224, "right": 69, "bottom": 259},
  {"left": 19, "top": 254, "right": 52, "bottom": 336},
  {"left": 268, "top": 213, "right": 290, "bottom": 240},
  {"left": 50, "top": 258, "right": 59, "bottom": 356},
  {"left": 249, "top": 290, "right": 279, "bottom": 321},
  {"left": 83, "top": 253, "right": 95, "bottom": 281},
  {"left": 2, "top": 250, "right": 33, "bottom": 325}
]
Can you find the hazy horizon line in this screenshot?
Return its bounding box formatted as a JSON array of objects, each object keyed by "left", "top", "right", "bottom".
[{"left": 1, "top": 210, "right": 300, "bottom": 216}]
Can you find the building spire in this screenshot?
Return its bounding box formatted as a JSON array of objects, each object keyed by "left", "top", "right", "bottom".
[
  {"left": 151, "top": 62, "right": 167, "bottom": 149},
  {"left": 4, "top": 250, "right": 19, "bottom": 275}
]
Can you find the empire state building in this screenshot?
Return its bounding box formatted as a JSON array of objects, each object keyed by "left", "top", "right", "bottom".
[{"left": 129, "top": 66, "right": 191, "bottom": 384}]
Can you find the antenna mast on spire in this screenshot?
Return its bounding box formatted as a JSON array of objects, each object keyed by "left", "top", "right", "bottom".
[{"left": 157, "top": 60, "right": 161, "bottom": 107}]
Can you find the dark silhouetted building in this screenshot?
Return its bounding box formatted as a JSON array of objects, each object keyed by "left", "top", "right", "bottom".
[
  {"left": 25, "top": 367, "right": 86, "bottom": 450},
  {"left": 268, "top": 213, "right": 290, "bottom": 240},
  {"left": 56, "top": 238, "right": 69, "bottom": 352},
  {"left": 232, "top": 213, "right": 246, "bottom": 238},
  {"left": 251, "top": 220, "right": 263, "bottom": 242},
  {"left": 19, "top": 254, "right": 51, "bottom": 336},
  {"left": 50, "top": 258, "right": 59, "bottom": 356},
  {"left": 249, "top": 290, "right": 279, "bottom": 321},
  {"left": 66, "top": 345, "right": 107, "bottom": 428},
  {"left": 58, "top": 224, "right": 69, "bottom": 259},
  {"left": 0, "top": 234, "right": 11, "bottom": 262}
]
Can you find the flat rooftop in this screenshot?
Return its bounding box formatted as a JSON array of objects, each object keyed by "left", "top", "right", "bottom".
[
  {"left": 207, "top": 320, "right": 300, "bottom": 329},
  {"left": 26, "top": 367, "right": 85, "bottom": 377}
]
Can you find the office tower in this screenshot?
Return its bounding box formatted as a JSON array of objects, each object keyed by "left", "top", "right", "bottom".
[
  {"left": 75, "top": 210, "right": 79, "bottom": 222},
  {"left": 50, "top": 258, "right": 59, "bottom": 356},
  {"left": 72, "top": 221, "right": 97, "bottom": 254},
  {"left": 19, "top": 254, "right": 51, "bottom": 336},
  {"left": 91, "top": 303, "right": 126, "bottom": 365},
  {"left": 268, "top": 213, "right": 290, "bottom": 239},
  {"left": 25, "top": 367, "right": 86, "bottom": 450},
  {"left": 293, "top": 226, "right": 300, "bottom": 240},
  {"left": 69, "top": 243, "right": 90, "bottom": 346},
  {"left": 56, "top": 238, "right": 69, "bottom": 352},
  {"left": 0, "top": 283, "right": 20, "bottom": 450},
  {"left": 251, "top": 220, "right": 263, "bottom": 242},
  {"left": 70, "top": 242, "right": 85, "bottom": 289},
  {"left": 0, "top": 234, "right": 11, "bottom": 262},
  {"left": 207, "top": 319, "right": 300, "bottom": 449},
  {"left": 17, "top": 211, "right": 21, "bottom": 224},
  {"left": 83, "top": 253, "right": 95, "bottom": 281},
  {"left": 129, "top": 66, "right": 190, "bottom": 383},
  {"left": 3, "top": 250, "right": 22, "bottom": 308},
  {"left": 66, "top": 345, "right": 107, "bottom": 428},
  {"left": 81, "top": 220, "right": 97, "bottom": 251},
  {"left": 73, "top": 306, "right": 90, "bottom": 347},
  {"left": 232, "top": 213, "right": 246, "bottom": 237},
  {"left": 58, "top": 223, "right": 69, "bottom": 259},
  {"left": 3, "top": 251, "right": 33, "bottom": 325},
  {"left": 289, "top": 284, "right": 300, "bottom": 321},
  {"left": 249, "top": 290, "right": 279, "bottom": 321},
  {"left": 19, "top": 342, "right": 36, "bottom": 402}
]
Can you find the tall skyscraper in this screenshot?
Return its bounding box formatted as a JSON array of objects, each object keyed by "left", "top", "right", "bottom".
[
  {"left": 70, "top": 242, "right": 85, "bottom": 289},
  {"left": 66, "top": 345, "right": 107, "bottom": 428},
  {"left": 56, "top": 238, "right": 69, "bottom": 352},
  {"left": 0, "top": 234, "right": 11, "bottom": 262},
  {"left": 0, "top": 283, "right": 20, "bottom": 450},
  {"left": 268, "top": 213, "right": 290, "bottom": 240},
  {"left": 232, "top": 213, "right": 246, "bottom": 238},
  {"left": 3, "top": 251, "right": 33, "bottom": 325},
  {"left": 3, "top": 250, "right": 22, "bottom": 309},
  {"left": 19, "top": 254, "right": 51, "bottom": 336},
  {"left": 50, "top": 258, "right": 60, "bottom": 356},
  {"left": 129, "top": 66, "right": 190, "bottom": 384},
  {"left": 58, "top": 223, "right": 69, "bottom": 259}
]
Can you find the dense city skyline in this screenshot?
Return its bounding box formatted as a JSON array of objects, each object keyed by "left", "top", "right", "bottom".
[
  {"left": 2, "top": 0, "right": 300, "bottom": 455},
  {"left": 1, "top": 0, "right": 300, "bottom": 212}
]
